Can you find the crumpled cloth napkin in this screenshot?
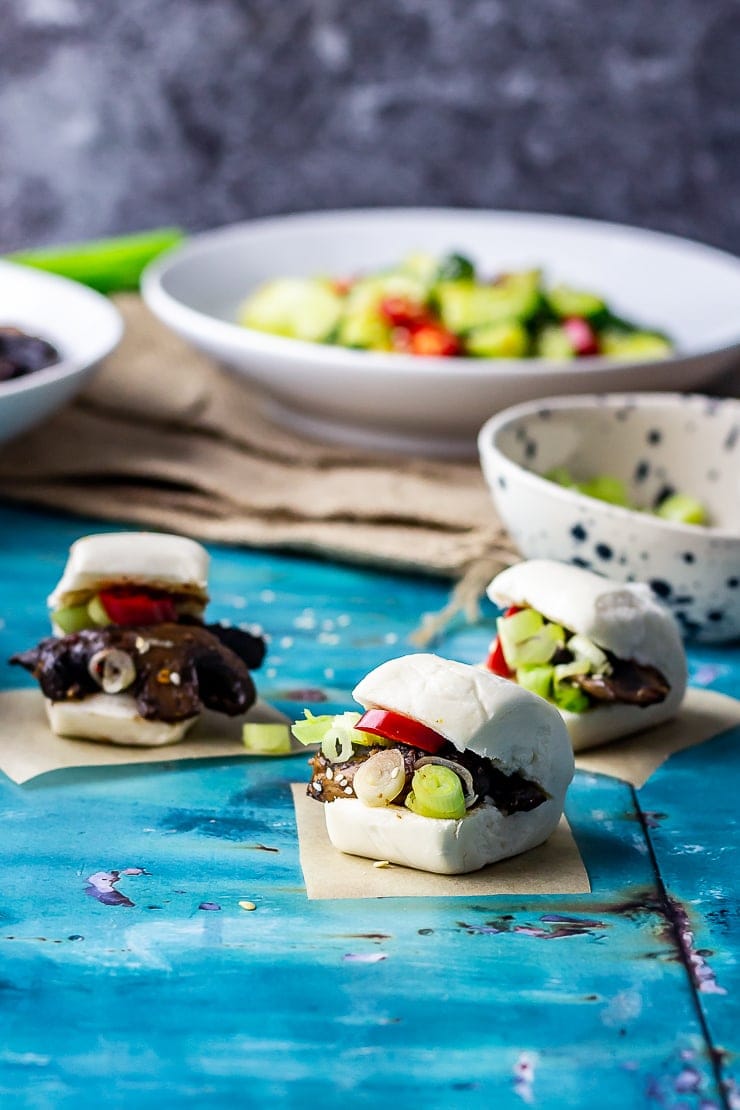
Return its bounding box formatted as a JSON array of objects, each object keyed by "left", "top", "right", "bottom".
[{"left": 0, "top": 296, "right": 516, "bottom": 630}]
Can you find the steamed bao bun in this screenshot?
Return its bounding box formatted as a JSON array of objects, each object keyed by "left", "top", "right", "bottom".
[
  {"left": 323, "top": 654, "right": 574, "bottom": 875},
  {"left": 487, "top": 560, "right": 688, "bottom": 752}
]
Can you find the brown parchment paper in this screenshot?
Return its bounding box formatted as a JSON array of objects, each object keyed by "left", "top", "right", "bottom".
[
  {"left": 291, "top": 785, "right": 589, "bottom": 899},
  {"left": 574, "top": 687, "right": 740, "bottom": 787},
  {"left": 0, "top": 295, "right": 515, "bottom": 586},
  {"left": 0, "top": 689, "right": 300, "bottom": 784}
]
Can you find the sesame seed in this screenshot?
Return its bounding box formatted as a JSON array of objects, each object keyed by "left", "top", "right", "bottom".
[
  {"left": 326, "top": 768, "right": 334, "bottom": 780},
  {"left": 344, "top": 786, "right": 353, "bottom": 795},
  {"left": 170, "top": 673, "right": 181, "bottom": 686},
  {"left": 373, "top": 860, "right": 391, "bottom": 869},
  {"left": 238, "top": 900, "right": 256, "bottom": 911}
]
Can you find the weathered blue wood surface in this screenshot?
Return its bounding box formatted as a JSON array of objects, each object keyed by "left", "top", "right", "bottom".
[{"left": 0, "top": 504, "right": 738, "bottom": 1109}]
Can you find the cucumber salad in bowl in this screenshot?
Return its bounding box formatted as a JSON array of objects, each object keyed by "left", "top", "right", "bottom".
[{"left": 239, "top": 252, "right": 674, "bottom": 360}]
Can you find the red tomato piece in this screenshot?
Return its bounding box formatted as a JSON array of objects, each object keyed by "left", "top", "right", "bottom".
[
  {"left": 563, "top": 317, "right": 600, "bottom": 357},
  {"left": 99, "top": 589, "right": 178, "bottom": 626},
  {"left": 355, "top": 709, "right": 447, "bottom": 753},
  {"left": 380, "top": 296, "right": 429, "bottom": 328},
  {"left": 410, "top": 325, "right": 461, "bottom": 357},
  {"left": 485, "top": 637, "right": 512, "bottom": 677},
  {"left": 504, "top": 605, "right": 522, "bottom": 617}
]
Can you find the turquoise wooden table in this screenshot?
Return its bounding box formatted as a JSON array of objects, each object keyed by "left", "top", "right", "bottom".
[{"left": 1, "top": 503, "right": 739, "bottom": 1109}]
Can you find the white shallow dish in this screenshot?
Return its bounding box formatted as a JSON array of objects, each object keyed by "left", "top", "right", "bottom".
[
  {"left": 0, "top": 261, "right": 123, "bottom": 447},
  {"left": 142, "top": 208, "right": 740, "bottom": 456},
  {"left": 478, "top": 392, "right": 740, "bottom": 643}
]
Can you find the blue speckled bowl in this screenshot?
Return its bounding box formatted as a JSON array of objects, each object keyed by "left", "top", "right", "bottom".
[{"left": 478, "top": 393, "right": 740, "bottom": 643}]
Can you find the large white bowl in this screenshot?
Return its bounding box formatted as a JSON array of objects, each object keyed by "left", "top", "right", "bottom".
[
  {"left": 142, "top": 209, "right": 740, "bottom": 456},
  {"left": 0, "top": 261, "right": 123, "bottom": 447},
  {"left": 478, "top": 392, "right": 740, "bottom": 643}
]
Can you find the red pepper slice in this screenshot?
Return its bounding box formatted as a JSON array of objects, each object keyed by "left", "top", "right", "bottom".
[
  {"left": 484, "top": 606, "right": 523, "bottom": 676},
  {"left": 98, "top": 588, "right": 178, "bottom": 627},
  {"left": 485, "top": 637, "right": 512, "bottom": 677},
  {"left": 355, "top": 708, "right": 447, "bottom": 754}
]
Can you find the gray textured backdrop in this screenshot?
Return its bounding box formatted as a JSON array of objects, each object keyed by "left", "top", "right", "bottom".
[{"left": 2, "top": 0, "right": 739, "bottom": 253}]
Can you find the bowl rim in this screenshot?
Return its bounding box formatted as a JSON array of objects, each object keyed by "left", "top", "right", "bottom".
[
  {"left": 141, "top": 207, "right": 740, "bottom": 376},
  {"left": 477, "top": 390, "right": 740, "bottom": 542},
  {"left": 0, "top": 261, "right": 124, "bottom": 400}
]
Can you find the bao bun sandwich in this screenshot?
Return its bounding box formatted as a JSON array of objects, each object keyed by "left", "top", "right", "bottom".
[
  {"left": 485, "top": 559, "right": 687, "bottom": 752},
  {"left": 292, "top": 653, "right": 574, "bottom": 875},
  {"left": 11, "top": 532, "right": 266, "bottom": 746}
]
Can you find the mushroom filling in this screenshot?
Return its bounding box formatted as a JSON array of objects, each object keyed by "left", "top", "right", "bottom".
[
  {"left": 10, "top": 623, "right": 265, "bottom": 722},
  {"left": 307, "top": 738, "right": 547, "bottom": 818}
]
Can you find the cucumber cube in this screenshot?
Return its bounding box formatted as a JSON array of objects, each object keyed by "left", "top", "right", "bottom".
[
  {"left": 51, "top": 604, "right": 91, "bottom": 634},
  {"left": 516, "top": 665, "right": 554, "bottom": 700}
]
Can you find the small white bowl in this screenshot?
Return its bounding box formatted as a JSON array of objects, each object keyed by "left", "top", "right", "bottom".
[
  {"left": 142, "top": 209, "right": 740, "bottom": 457},
  {"left": 478, "top": 393, "right": 740, "bottom": 643},
  {"left": 0, "top": 261, "right": 123, "bottom": 447}
]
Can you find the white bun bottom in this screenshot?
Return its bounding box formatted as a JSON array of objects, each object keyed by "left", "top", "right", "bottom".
[
  {"left": 562, "top": 693, "right": 683, "bottom": 752},
  {"left": 45, "top": 694, "right": 197, "bottom": 747},
  {"left": 324, "top": 796, "right": 565, "bottom": 875}
]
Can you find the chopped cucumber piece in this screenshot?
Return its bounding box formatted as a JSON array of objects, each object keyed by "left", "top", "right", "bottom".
[
  {"left": 497, "top": 610, "right": 542, "bottom": 666},
  {"left": 405, "top": 764, "right": 466, "bottom": 820},
  {"left": 547, "top": 284, "right": 606, "bottom": 320},
  {"left": 242, "top": 724, "right": 293, "bottom": 755},
  {"left": 545, "top": 466, "right": 578, "bottom": 487},
  {"left": 655, "top": 493, "right": 708, "bottom": 526},
  {"left": 500, "top": 607, "right": 544, "bottom": 642},
  {"left": 535, "top": 324, "right": 575, "bottom": 359},
  {"left": 336, "top": 307, "right": 392, "bottom": 350},
  {"left": 554, "top": 660, "right": 592, "bottom": 682},
  {"left": 567, "top": 634, "right": 609, "bottom": 672},
  {"left": 52, "top": 604, "right": 92, "bottom": 634},
  {"left": 497, "top": 609, "right": 565, "bottom": 668},
  {"left": 401, "top": 252, "right": 439, "bottom": 287},
  {"left": 578, "top": 475, "right": 630, "bottom": 507},
  {"left": 239, "top": 278, "right": 343, "bottom": 343},
  {"left": 436, "top": 252, "right": 476, "bottom": 282},
  {"left": 516, "top": 665, "right": 554, "bottom": 700},
  {"left": 553, "top": 684, "right": 591, "bottom": 714},
  {"left": 600, "top": 331, "right": 672, "bottom": 360},
  {"left": 435, "top": 271, "right": 540, "bottom": 333},
  {"left": 466, "top": 321, "right": 529, "bottom": 358},
  {"left": 507, "top": 629, "right": 561, "bottom": 667},
  {"left": 88, "top": 595, "right": 112, "bottom": 627}
]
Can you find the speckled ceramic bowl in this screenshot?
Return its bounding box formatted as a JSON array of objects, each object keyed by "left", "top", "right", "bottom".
[{"left": 478, "top": 393, "right": 740, "bottom": 642}]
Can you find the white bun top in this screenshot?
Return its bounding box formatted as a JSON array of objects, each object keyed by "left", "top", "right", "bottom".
[
  {"left": 48, "top": 532, "right": 210, "bottom": 609},
  {"left": 487, "top": 559, "right": 686, "bottom": 673},
  {"left": 353, "top": 653, "right": 573, "bottom": 789}
]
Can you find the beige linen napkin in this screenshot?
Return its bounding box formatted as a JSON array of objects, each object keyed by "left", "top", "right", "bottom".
[{"left": 0, "top": 297, "right": 515, "bottom": 597}]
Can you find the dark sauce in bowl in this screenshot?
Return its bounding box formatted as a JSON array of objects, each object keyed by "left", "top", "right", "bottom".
[{"left": 0, "top": 326, "right": 60, "bottom": 383}]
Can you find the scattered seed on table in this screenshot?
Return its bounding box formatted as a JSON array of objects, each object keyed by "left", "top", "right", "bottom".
[{"left": 239, "top": 900, "right": 257, "bottom": 911}]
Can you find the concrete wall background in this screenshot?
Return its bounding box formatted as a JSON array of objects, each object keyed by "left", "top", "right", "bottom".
[{"left": 1, "top": 0, "right": 738, "bottom": 253}]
